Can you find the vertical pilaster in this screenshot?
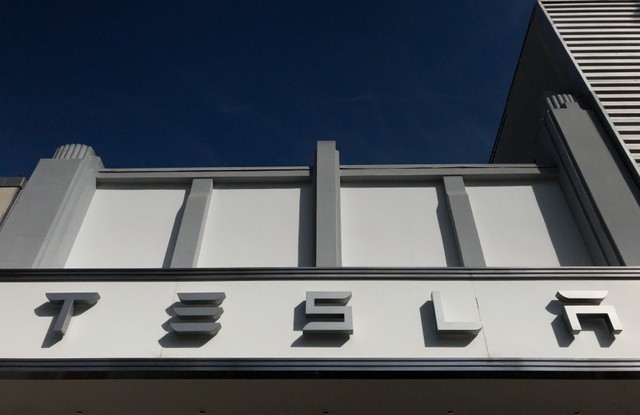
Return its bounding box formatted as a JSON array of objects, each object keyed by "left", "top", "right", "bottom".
[
  {"left": 0, "top": 144, "right": 103, "bottom": 268},
  {"left": 443, "top": 176, "right": 485, "bottom": 267},
  {"left": 170, "top": 179, "right": 213, "bottom": 268},
  {"left": 314, "top": 141, "right": 342, "bottom": 267},
  {"left": 545, "top": 95, "right": 640, "bottom": 265}
]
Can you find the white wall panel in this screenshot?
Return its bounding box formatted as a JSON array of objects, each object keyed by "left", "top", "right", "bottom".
[
  {"left": 0, "top": 281, "right": 175, "bottom": 358},
  {"left": 197, "top": 184, "right": 314, "bottom": 267},
  {"left": 0, "top": 279, "right": 638, "bottom": 359},
  {"left": 340, "top": 184, "right": 457, "bottom": 266},
  {"left": 475, "top": 280, "right": 640, "bottom": 359},
  {"left": 162, "top": 280, "right": 487, "bottom": 358},
  {"left": 65, "top": 188, "right": 187, "bottom": 268},
  {"left": 467, "top": 181, "right": 592, "bottom": 266}
]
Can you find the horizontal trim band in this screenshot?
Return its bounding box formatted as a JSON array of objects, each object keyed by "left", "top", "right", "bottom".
[
  {"left": 1, "top": 358, "right": 640, "bottom": 379},
  {"left": 1, "top": 267, "right": 640, "bottom": 282},
  {"left": 97, "top": 169, "right": 312, "bottom": 185},
  {"left": 96, "top": 165, "right": 556, "bottom": 185}
]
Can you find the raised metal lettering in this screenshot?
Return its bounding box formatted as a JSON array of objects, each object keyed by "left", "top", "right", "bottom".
[
  {"left": 431, "top": 291, "right": 482, "bottom": 335},
  {"left": 556, "top": 290, "right": 623, "bottom": 336},
  {"left": 45, "top": 292, "right": 100, "bottom": 337},
  {"left": 303, "top": 291, "right": 353, "bottom": 335},
  {"left": 170, "top": 292, "right": 225, "bottom": 336}
]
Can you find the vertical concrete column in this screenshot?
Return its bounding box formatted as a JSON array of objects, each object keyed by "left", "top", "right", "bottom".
[
  {"left": 314, "top": 141, "right": 342, "bottom": 267},
  {"left": 443, "top": 176, "right": 486, "bottom": 267},
  {"left": 0, "top": 144, "right": 103, "bottom": 268},
  {"left": 170, "top": 179, "right": 213, "bottom": 268},
  {"left": 545, "top": 95, "right": 640, "bottom": 265}
]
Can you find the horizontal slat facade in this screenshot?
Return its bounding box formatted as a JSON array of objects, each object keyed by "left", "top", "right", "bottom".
[{"left": 542, "top": 0, "right": 640, "bottom": 163}]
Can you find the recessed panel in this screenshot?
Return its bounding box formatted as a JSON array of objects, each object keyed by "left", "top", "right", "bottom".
[
  {"left": 467, "top": 180, "right": 592, "bottom": 266},
  {"left": 197, "top": 184, "right": 314, "bottom": 267},
  {"left": 340, "top": 184, "right": 457, "bottom": 267},
  {"left": 65, "top": 187, "right": 187, "bottom": 268}
]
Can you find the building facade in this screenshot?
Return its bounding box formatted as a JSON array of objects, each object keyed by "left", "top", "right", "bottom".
[{"left": 0, "top": 1, "right": 639, "bottom": 414}]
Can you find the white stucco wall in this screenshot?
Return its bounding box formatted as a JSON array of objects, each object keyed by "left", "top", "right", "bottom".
[
  {"left": 340, "top": 184, "right": 458, "bottom": 266},
  {"left": 62, "top": 179, "right": 592, "bottom": 268},
  {"left": 197, "top": 184, "right": 314, "bottom": 267},
  {"left": 65, "top": 187, "right": 187, "bottom": 268},
  {"left": 0, "top": 279, "right": 636, "bottom": 359},
  {"left": 466, "top": 180, "right": 592, "bottom": 266}
]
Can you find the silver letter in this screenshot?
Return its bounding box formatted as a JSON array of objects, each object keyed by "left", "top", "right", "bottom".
[
  {"left": 45, "top": 292, "right": 100, "bottom": 337},
  {"left": 431, "top": 291, "right": 482, "bottom": 335},
  {"left": 303, "top": 291, "right": 353, "bottom": 335},
  {"left": 556, "top": 291, "right": 623, "bottom": 336},
  {"left": 170, "top": 292, "right": 225, "bottom": 336}
]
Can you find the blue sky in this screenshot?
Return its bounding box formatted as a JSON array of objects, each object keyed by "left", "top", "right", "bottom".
[{"left": 0, "top": 1, "right": 534, "bottom": 176}]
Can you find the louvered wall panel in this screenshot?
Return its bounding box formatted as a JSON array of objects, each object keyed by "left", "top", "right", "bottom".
[{"left": 542, "top": 0, "right": 640, "bottom": 163}]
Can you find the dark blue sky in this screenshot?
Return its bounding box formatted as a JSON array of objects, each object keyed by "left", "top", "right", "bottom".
[{"left": 0, "top": 1, "right": 534, "bottom": 176}]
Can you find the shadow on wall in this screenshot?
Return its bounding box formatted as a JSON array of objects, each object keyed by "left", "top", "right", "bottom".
[
  {"left": 290, "top": 301, "right": 349, "bottom": 347},
  {"left": 435, "top": 187, "right": 461, "bottom": 267},
  {"left": 298, "top": 184, "right": 315, "bottom": 267},
  {"left": 158, "top": 303, "right": 216, "bottom": 348},
  {"left": 34, "top": 301, "right": 95, "bottom": 348},
  {"left": 531, "top": 181, "right": 594, "bottom": 266},
  {"left": 419, "top": 301, "right": 475, "bottom": 348},
  {"left": 161, "top": 191, "right": 189, "bottom": 268},
  {"left": 545, "top": 300, "right": 615, "bottom": 348}
]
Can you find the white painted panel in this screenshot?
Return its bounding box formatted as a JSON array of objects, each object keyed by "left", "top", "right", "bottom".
[
  {"left": 467, "top": 181, "right": 592, "bottom": 266},
  {"left": 65, "top": 188, "right": 187, "bottom": 268},
  {"left": 475, "top": 280, "right": 640, "bottom": 358},
  {"left": 0, "top": 281, "right": 175, "bottom": 358},
  {"left": 1, "top": 279, "right": 640, "bottom": 359},
  {"left": 0, "top": 280, "right": 488, "bottom": 359},
  {"left": 197, "top": 184, "right": 314, "bottom": 267},
  {"left": 161, "top": 280, "right": 487, "bottom": 358},
  {"left": 340, "top": 184, "right": 457, "bottom": 266}
]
